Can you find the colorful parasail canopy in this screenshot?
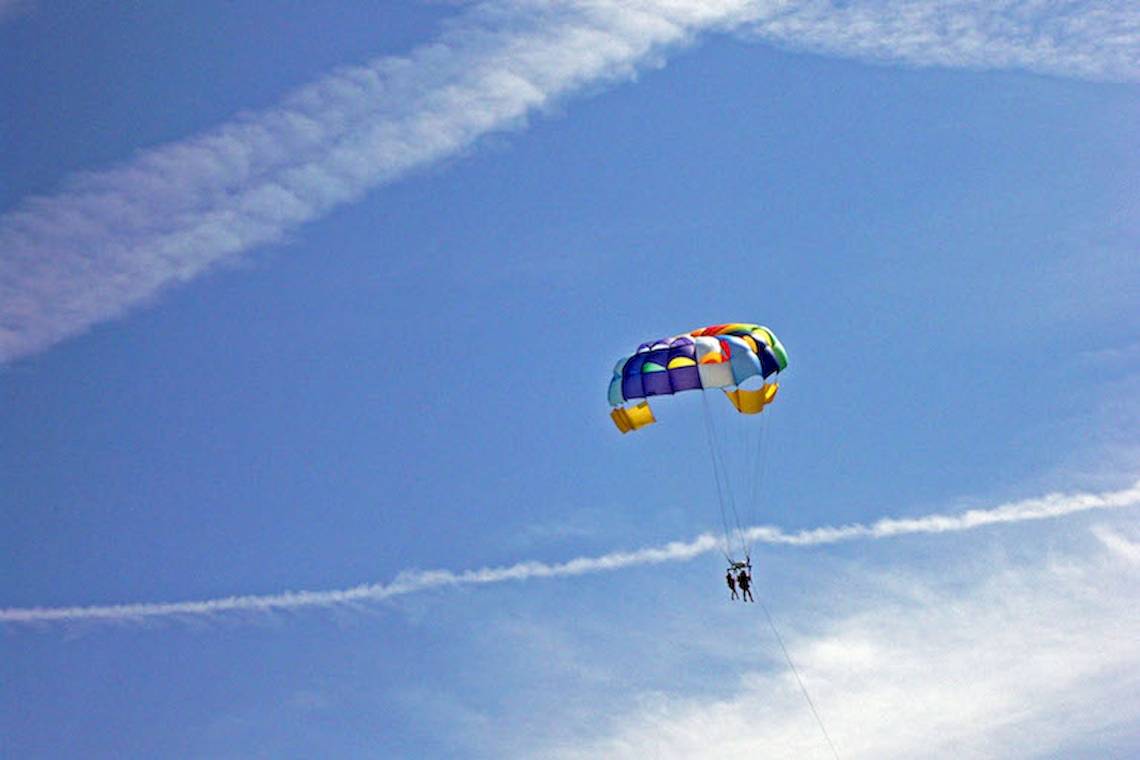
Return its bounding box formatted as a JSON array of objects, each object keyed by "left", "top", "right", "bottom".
[{"left": 608, "top": 323, "right": 788, "bottom": 433}]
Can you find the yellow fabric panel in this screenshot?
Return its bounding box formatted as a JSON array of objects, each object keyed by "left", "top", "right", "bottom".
[
  {"left": 610, "top": 402, "right": 656, "bottom": 433},
  {"left": 626, "top": 401, "right": 656, "bottom": 430},
  {"left": 610, "top": 407, "right": 633, "bottom": 433},
  {"left": 762, "top": 382, "right": 778, "bottom": 404},
  {"left": 724, "top": 383, "right": 779, "bottom": 414},
  {"left": 667, "top": 357, "right": 697, "bottom": 369}
]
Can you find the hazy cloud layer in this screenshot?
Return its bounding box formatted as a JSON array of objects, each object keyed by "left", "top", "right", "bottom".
[
  {"left": 541, "top": 524, "right": 1140, "bottom": 759},
  {"left": 3, "top": 1, "right": 1138, "bottom": 361},
  {"left": 3, "top": 479, "right": 1136, "bottom": 625}
]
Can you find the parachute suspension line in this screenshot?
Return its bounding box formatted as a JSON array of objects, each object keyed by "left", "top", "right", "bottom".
[
  {"left": 739, "top": 397, "right": 764, "bottom": 561},
  {"left": 701, "top": 390, "right": 742, "bottom": 561},
  {"left": 751, "top": 416, "right": 767, "bottom": 551},
  {"left": 715, "top": 381, "right": 771, "bottom": 565},
  {"left": 758, "top": 598, "right": 841, "bottom": 760},
  {"left": 727, "top": 403, "right": 749, "bottom": 558},
  {"left": 710, "top": 390, "right": 747, "bottom": 561},
  {"left": 744, "top": 384, "right": 776, "bottom": 559},
  {"left": 700, "top": 390, "right": 734, "bottom": 561},
  {"left": 721, "top": 389, "right": 750, "bottom": 558},
  {"left": 750, "top": 386, "right": 770, "bottom": 507}
]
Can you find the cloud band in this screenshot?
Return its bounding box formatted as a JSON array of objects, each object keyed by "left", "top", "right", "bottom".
[{"left": 3, "top": 479, "right": 1136, "bottom": 625}]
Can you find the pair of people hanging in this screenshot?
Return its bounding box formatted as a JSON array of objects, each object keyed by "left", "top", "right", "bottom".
[{"left": 725, "top": 558, "right": 753, "bottom": 602}]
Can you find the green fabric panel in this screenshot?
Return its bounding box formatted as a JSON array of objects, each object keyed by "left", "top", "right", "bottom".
[{"left": 772, "top": 343, "right": 789, "bottom": 370}]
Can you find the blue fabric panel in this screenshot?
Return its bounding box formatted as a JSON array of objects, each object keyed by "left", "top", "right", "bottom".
[
  {"left": 609, "top": 358, "right": 628, "bottom": 404},
  {"left": 727, "top": 337, "right": 763, "bottom": 384},
  {"left": 608, "top": 375, "right": 624, "bottom": 405},
  {"left": 622, "top": 353, "right": 648, "bottom": 399},
  {"left": 758, "top": 347, "right": 779, "bottom": 378}
]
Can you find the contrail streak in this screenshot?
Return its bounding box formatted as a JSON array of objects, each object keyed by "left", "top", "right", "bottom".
[
  {"left": 0, "top": 1, "right": 757, "bottom": 362},
  {"left": 4, "top": 1, "right": 1138, "bottom": 362},
  {"left": 3, "top": 480, "right": 1137, "bottom": 625}
]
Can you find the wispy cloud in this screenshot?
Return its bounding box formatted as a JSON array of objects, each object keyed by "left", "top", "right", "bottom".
[
  {"left": 0, "top": 1, "right": 753, "bottom": 362},
  {"left": 540, "top": 524, "right": 1140, "bottom": 759},
  {"left": 1093, "top": 523, "right": 1140, "bottom": 564},
  {"left": 3, "top": 480, "right": 1136, "bottom": 625},
  {"left": 745, "top": 0, "right": 1140, "bottom": 82},
  {"left": 744, "top": 478, "right": 1140, "bottom": 545},
  {"left": 3, "top": 1, "right": 1138, "bottom": 362}
]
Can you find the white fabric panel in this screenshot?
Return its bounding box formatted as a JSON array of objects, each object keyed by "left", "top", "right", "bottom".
[
  {"left": 695, "top": 336, "right": 734, "bottom": 388},
  {"left": 693, "top": 336, "right": 721, "bottom": 362}
]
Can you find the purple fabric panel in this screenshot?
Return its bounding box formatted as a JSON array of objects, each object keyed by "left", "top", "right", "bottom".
[
  {"left": 665, "top": 340, "right": 700, "bottom": 392},
  {"left": 667, "top": 341, "right": 696, "bottom": 361},
  {"left": 668, "top": 365, "right": 702, "bottom": 391},
  {"left": 642, "top": 371, "right": 673, "bottom": 396},
  {"left": 641, "top": 348, "right": 673, "bottom": 397}
]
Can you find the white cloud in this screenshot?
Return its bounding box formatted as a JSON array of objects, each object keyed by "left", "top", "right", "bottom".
[
  {"left": 0, "top": 1, "right": 753, "bottom": 362},
  {"left": 3, "top": 1, "right": 1138, "bottom": 362},
  {"left": 1093, "top": 523, "right": 1140, "bottom": 564},
  {"left": 539, "top": 524, "right": 1140, "bottom": 759},
  {"left": 2, "top": 479, "right": 1135, "bottom": 625},
  {"left": 744, "top": 1, "right": 1140, "bottom": 82},
  {"left": 746, "top": 478, "right": 1140, "bottom": 545}
]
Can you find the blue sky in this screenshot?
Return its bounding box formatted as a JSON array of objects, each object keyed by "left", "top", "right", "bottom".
[{"left": 2, "top": 1, "right": 1139, "bottom": 757}]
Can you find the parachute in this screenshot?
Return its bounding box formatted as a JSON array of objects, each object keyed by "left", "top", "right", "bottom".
[
  {"left": 608, "top": 323, "right": 786, "bottom": 429},
  {"left": 608, "top": 322, "right": 788, "bottom": 562}
]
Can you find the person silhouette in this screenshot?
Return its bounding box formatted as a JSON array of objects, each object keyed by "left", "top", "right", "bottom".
[
  {"left": 726, "top": 569, "right": 739, "bottom": 600},
  {"left": 737, "top": 567, "right": 754, "bottom": 602}
]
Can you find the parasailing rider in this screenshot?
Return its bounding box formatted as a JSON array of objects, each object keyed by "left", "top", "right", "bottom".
[{"left": 736, "top": 558, "right": 754, "bottom": 602}]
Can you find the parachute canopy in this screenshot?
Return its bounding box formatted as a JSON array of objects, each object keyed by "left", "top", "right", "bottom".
[{"left": 608, "top": 323, "right": 787, "bottom": 433}]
